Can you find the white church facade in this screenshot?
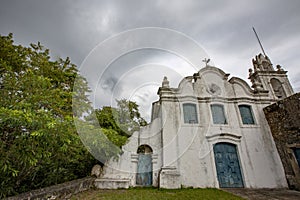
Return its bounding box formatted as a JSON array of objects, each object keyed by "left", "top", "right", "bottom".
[{"left": 96, "top": 53, "right": 294, "bottom": 189}]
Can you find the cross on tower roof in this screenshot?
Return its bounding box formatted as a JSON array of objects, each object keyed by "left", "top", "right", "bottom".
[{"left": 202, "top": 58, "right": 210, "bottom": 67}]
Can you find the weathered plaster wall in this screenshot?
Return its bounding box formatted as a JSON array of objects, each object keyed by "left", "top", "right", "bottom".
[{"left": 101, "top": 117, "right": 163, "bottom": 187}]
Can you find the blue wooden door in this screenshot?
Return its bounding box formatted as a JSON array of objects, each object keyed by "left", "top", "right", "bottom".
[
  {"left": 213, "top": 143, "right": 244, "bottom": 188},
  {"left": 136, "top": 154, "right": 152, "bottom": 186}
]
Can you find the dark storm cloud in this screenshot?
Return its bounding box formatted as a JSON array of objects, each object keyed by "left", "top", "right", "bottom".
[
  {"left": 1, "top": 0, "right": 300, "bottom": 118},
  {"left": 1, "top": 0, "right": 299, "bottom": 68}
]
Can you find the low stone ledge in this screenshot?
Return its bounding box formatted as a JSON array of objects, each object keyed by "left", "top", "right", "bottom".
[
  {"left": 94, "top": 178, "right": 130, "bottom": 189},
  {"left": 5, "top": 177, "right": 96, "bottom": 200}
]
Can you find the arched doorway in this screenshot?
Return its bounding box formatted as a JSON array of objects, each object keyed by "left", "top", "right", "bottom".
[
  {"left": 213, "top": 142, "right": 244, "bottom": 188},
  {"left": 136, "top": 145, "right": 153, "bottom": 186}
]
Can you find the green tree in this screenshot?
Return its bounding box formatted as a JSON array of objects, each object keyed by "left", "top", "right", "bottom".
[
  {"left": 116, "top": 99, "right": 147, "bottom": 135},
  {"left": 0, "top": 33, "right": 95, "bottom": 197},
  {"left": 91, "top": 106, "right": 123, "bottom": 134},
  {"left": 87, "top": 99, "right": 147, "bottom": 138},
  {"left": 0, "top": 34, "right": 148, "bottom": 198},
  {"left": 81, "top": 99, "right": 147, "bottom": 165}
]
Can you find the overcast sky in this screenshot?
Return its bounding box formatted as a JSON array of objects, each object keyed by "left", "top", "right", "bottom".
[{"left": 1, "top": 0, "right": 300, "bottom": 121}]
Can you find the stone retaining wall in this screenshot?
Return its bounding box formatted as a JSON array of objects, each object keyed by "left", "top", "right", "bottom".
[
  {"left": 5, "top": 177, "right": 96, "bottom": 200},
  {"left": 264, "top": 93, "right": 300, "bottom": 190}
]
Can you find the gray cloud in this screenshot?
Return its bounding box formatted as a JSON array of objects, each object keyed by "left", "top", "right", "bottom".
[{"left": 1, "top": 0, "right": 300, "bottom": 120}]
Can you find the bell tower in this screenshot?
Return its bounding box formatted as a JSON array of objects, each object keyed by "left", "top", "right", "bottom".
[{"left": 248, "top": 53, "right": 294, "bottom": 99}]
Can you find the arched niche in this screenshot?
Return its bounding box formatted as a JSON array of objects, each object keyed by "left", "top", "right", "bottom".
[{"left": 270, "top": 78, "right": 286, "bottom": 98}]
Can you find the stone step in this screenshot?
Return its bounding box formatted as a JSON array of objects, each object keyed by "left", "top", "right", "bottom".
[{"left": 94, "top": 178, "right": 130, "bottom": 189}]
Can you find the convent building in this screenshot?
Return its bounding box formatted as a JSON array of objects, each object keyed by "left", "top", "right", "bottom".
[{"left": 96, "top": 53, "right": 296, "bottom": 189}]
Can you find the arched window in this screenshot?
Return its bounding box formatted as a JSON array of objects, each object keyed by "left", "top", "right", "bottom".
[
  {"left": 238, "top": 105, "right": 255, "bottom": 124},
  {"left": 183, "top": 103, "right": 198, "bottom": 124},
  {"left": 211, "top": 104, "right": 227, "bottom": 124},
  {"left": 270, "top": 78, "right": 286, "bottom": 98}
]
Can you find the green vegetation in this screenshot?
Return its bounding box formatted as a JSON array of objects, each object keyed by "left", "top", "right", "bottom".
[
  {"left": 0, "top": 33, "right": 98, "bottom": 197},
  {"left": 81, "top": 99, "right": 147, "bottom": 163},
  {"left": 0, "top": 34, "right": 146, "bottom": 198},
  {"left": 88, "top": 99, "right": 147, "bottom": 138},
  {"left": 71, "top": 188, "right": 244, "bottom": 200}
]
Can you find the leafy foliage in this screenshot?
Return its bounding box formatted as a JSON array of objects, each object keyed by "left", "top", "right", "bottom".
[
  {"left": 0, "top": 34, "right": 97, "bottom": 197},
  {"left": 0, "top": 34, "right": 149, "bottom": 198},
  {"left": 87, "top": 99, "right": 147, "bottom": 138},
  {"left": 116, "top": 99, "right": 148, "bottom": 136},
  {"left": 74, "top": 118, "right": 127, "bottom": 164},
  {"left": 79, "top": 99, "right": 147, "bottom": 165}
]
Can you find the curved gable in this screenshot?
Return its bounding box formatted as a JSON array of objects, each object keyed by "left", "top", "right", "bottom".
[
  {"left": 172, "top": 76, "right": 194, "bottom": 96},
  {"left": 159, "top": 66, "right": 256, "bottom": 99},
  {"left": 198, "top": 66, "right": 230, "bottom": 79},
  {"left": 229, "top": 77, "right": 254, "bottom": 97},
  {"left": 196, "top": 66, "right": 231, "bottom": 98}
]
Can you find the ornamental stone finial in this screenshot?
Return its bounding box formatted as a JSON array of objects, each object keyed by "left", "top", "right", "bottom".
[{"left": 162, "top": 76, "right": 169, "bottom": 88}]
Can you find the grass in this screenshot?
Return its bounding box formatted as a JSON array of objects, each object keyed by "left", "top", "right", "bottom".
[{"left": 71, "top": 187, "right": 244, "bottom": 200}]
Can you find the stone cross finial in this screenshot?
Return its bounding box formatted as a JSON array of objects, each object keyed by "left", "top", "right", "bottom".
[
  {"left": 162, "top": 76, "right": 169, "bottom": 88},
  {"left": 276, "top": 65, "right": 284, "bottom": 71},
  {"left": 202, "top": 58, "right": 210, "bottom": 67}
]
